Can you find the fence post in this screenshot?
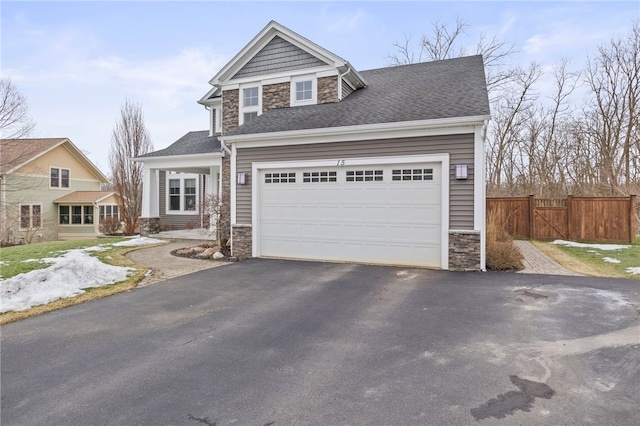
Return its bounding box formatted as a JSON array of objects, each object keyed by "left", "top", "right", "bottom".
[
  {"left": 529, "top": 194, "right": 535, "bottom": 240},
  {"left": 567, "top": 195, "right": 573, "bottom": 241},
  {"left": 630, "top": 195, "right": 637, "bottom": 243}
]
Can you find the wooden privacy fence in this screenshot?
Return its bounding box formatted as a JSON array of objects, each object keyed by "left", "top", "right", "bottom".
[{"left": 487, "top": 195, "right": 637, "bottom": 243}]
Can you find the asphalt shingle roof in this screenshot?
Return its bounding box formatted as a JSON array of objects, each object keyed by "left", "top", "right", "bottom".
[
  {"left": 226, "top": 55, "right": 490, "bottom": 136},
  {"left": 53, "top": 191, "right": 117, "bottom": 203},
  {"left": 135, "top": 131, "right": 221, "bottom": 159},
  {"left": 0, "top": 138, "right": 67, "bottom": 174}
]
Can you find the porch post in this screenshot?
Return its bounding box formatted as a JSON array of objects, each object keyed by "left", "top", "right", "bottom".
[
  {"left": 207, "top": 166, "right": 218, "bottom": 231},
  {"left": 141, "top": 167, "right": 159, "bottom": 217}
]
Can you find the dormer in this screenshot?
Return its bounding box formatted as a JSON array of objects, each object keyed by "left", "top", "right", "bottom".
[{"left": 198, "top": 21, "right": 366, "bottom": 135}]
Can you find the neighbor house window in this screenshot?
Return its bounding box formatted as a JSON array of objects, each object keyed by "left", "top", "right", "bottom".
[
  {"left": 59, "top": 205, "right": 93, "bottom": 225},
  {"left": 59, "top": 206, "right": 70, "bottom": 224},
  {"left": 50, "top": 167, "right": 70, "bottom": 188},
  {"left": 166, "top": 173, "right": 199, "bottom": 213},
  {"left": 84, "top": 206, "right": 94, "bottom": 224},
  {"left": 20, "top": 204, "right": 42, "bottom": 230},
  {"left": 99, "top": 205, "right": 119, "bottom": 222},
  {"left": 239, "top": 85, "right": 261, "bottom": 125},
  {"left": 71, "top": 206, "right": 82, "bottom": 224}
]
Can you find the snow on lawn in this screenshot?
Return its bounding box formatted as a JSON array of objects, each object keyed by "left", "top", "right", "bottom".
[
  {"left": 626, "top": 267, "right": 640, "bottom": 275},
  {"left": 552, "top": 240, "right": 631, "bottom": 251},
  {"left": 0, "top": 237, "right": 163, "bottom": 313},
  {"left": 603, "top": 257, "right": 621, "bottom": 264}
]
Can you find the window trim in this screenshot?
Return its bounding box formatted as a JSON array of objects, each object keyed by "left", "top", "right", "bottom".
[
  {"left": 165, "top": 172, "right": 200, "bottom": 214},
  {"left": 99, "top": 204, "right": 120, "bottom": 222},
  {"left": 239, "top": 84, "right": 262, "bottom": 125},
  {"left": 58, "top": 204, "right": 94, "bottom": 226},
  {"left": 290, "top": 75, "right": 317, "bottom": 106},
  {"left": 19, "top": 204, "right": 43, "bottom": 230},
  {"left": 50, "top": 167, "right": 70, "bottom": 189}
]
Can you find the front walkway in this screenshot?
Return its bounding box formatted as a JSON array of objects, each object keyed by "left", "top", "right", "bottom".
[
  {"left": 514, "top": 240, "right": 582, "bottom": 276},
  {"left": 126, "top": 240, "right": 225, "bottom": 287}
]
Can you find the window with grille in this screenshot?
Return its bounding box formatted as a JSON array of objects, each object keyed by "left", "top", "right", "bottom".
[
  {"left": 184, "top": 179, "right": 196, "bottom": 211},
  {"left": 392, "top": 168, "right": 434, "bottom": 181},
  {"left": 346, "top": 170, "right": 383, "bottom": 182},
  {"left": 20, "top": 204, "right": 42, "bottom": 229},
  {"left": 303, "top": 171, "right": 337, "bottom": 183},
  {"left": 169, "top": 179, "right": 181, "bottom": 211},
  {"left": 265, "top": 172, "right": 296, "bottom": 183}
]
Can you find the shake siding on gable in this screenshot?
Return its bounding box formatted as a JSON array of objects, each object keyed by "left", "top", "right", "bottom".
[
  {"left": 232, "top": 36, "right": 327, "bottom": 79},
  {"left": 235, "top": 134, "right": 475, "bottom": 229}
]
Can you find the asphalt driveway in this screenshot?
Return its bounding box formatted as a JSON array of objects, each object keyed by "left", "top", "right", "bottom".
[{"left": 2, "top": 259, "right": 639, "bottom": 425}]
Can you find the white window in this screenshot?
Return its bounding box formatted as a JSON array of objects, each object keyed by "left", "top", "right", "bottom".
[
  {"left": 239, "top": 84, "right": 261, "bottom": 125},
  {"left": 291, "top": 75, "right": 317, "bottom": 106},
  {"left": 243, "top": 87, "right": 259, "bottom": 106},
  {"left": 166, "top": 173, "right": 200, "bottom": 213},
  {"left": 296, "top": 81, "right": 313, "bottom": 101},
  {"left": 20, "top": 204, "right": 42, "bottom": 230},
  {"left": 50, "top": 167, "right": 70, "bottom": 188}
]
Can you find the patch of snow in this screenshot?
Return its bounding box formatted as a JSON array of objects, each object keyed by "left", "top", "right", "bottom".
[
  {"left": 626, "top": 267, "right": 640, "bottom": 275},
  {"left": 112, "top": 237, "right": 164, "bottom": 247},
  {"left": 586, "top": 250, "right": 601, "bottom": 255},
  {"left": 21, "top": 258, "right": 44, "bottom": 263},
  {"left": 0, "top": 260, "right": 6, "bottom": 265},
  {"left": 0, "top": 249, "right": 134, "bottom": 313},
  {"left": 85, "top": 245, "right": 109, "bottom": 252},
  {"left": 602, "top": 257, "right": 621, "bottom": 264},
  {"left": 552, "top": 240, "right": 631, "bottom": 251}
]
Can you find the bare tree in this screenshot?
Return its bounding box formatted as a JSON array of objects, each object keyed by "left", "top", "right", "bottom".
[
  {"left": 109, "top": 99, "right": 153, "bottom": 235},
  {"left": 388, "top": 18, "right": 516, "bottom": 95},
  {"left": 0, "top": 78, "right": 35, "bottom": 139}
]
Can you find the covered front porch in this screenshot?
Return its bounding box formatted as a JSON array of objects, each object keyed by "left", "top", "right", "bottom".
[{"left": 134, "top": 131, "right": 224, "bottom": 236}]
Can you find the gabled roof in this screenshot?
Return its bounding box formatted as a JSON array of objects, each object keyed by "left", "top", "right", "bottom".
[
  {"left": 53, "top": 191, "right": 118, "bottom": 204},
  {"left": 134, "top": 131, "right": 221, "bottom": 159},
  {"left": 225, "top": 55, "right": 490, "bottom": 137},
  {"left": 199, "top": 20, "right": 366, "bottom": 104},
  {"left": 0, "top": 138, "right": 109, "bottom": 183}
]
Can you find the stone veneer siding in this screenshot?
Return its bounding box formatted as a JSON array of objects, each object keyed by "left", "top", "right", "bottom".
[
  {"left": 231, "top": 224, "right": 252, "bottom": 260},
  {"left": 318, "top": 76, "right": 339, "bottom": 104},
  {"left": 219, "top": 155, "right": 231, "bottom": 241},
  {"left": 139, "top": 217, "right": 160, "bottom": 235},
  {"left": 222, "top": 89, "right": 239, "bottom": 133},
  {"left": 448, "top": 231, "right": 481, "bottom": 271},
  {"left": 263, "top": 82, "right": 290, "bottom": 111}
]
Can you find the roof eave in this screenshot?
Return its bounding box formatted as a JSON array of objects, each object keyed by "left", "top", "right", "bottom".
[{"left": 222, "top": 115, "right": 491, "bottom": 144}]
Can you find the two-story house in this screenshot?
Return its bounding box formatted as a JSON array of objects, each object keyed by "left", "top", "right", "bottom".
[
  {"left": 134, "top": 21, "right": 490, "bottom": 270},
  {"left": 0, "top": 138, "right": 119, "bottom": 243}
]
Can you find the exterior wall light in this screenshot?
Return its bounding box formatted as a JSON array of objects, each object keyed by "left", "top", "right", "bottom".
[
  {"left": 237, "top": 172, "right": 247, "bottom": 185},
  {"left": 455, "top": 164, "right": 468, "bottom": 180}
]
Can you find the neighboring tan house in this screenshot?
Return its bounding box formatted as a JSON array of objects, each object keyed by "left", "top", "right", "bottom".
[
  {"left": 135, "top": 21, "right": 490, "bottom": 270},
  {"left": 0, "top": 138, "right": 119, "bottom": 243}
]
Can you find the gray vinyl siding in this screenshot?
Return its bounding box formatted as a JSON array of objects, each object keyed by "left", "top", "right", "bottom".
[
  {"left": 158, "top": 171, "right": 204, "bottom": 230},
  {"left": 235, "top": 134, "right": 475, "bottom": 229},
  {"left": 232, "top": 36, "right": 327, "bottom": 80},
  {"left": 341, "top": 79, "right": 355, "bottom": 99}
]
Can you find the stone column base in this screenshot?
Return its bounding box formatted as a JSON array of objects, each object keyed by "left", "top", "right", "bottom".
[
  {"left": 231, "top": 224, "right": 252, "bottom": 260},
  {"left": 140, "top": 217, "right": 160, "bottom": 235},
  {"left": 449, "top": 230, "right": 481, "bottom": 271}
]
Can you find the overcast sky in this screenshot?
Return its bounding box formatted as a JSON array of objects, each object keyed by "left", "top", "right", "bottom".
[{"left": 2, "top": 1, "right": 638, "bottom": 175}]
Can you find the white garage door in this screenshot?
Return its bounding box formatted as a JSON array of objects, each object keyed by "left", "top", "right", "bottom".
[{"left": 257, "top": 162, "right": 442, "bottom": 267}]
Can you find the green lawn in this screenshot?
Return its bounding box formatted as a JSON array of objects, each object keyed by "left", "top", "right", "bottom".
[
  {"left": 0, "top": 238, "right": 129, "bottom": 279},
  {"left": 547, "top": 237, "right": 640, "bottom": 279}
]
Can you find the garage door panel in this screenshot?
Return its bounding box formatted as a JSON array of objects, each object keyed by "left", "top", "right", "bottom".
[{"left": 258, "top": 162, "right": 443, "bottom": 267}]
